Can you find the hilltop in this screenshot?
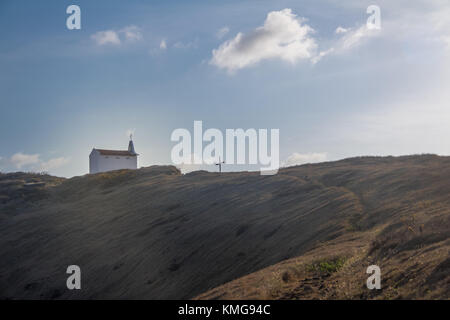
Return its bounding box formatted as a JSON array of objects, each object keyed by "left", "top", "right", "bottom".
[{"left": 0, "top": 155, "right": 449, "bottom": 299}]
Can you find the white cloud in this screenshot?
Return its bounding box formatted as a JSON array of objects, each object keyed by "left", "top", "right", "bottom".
[
  {"left": 91, "top": 25, "right": 143, "bottom": 46},
  {"left": 8, "top": 153, "right": 70, "bottom": 172},
  {"left": 282, "top": 152, "right": 327, "bottom": 167},
  {"left": 338, "top": 25, "right": 374, "bottom": 51},
  {"left": 216, "top": 26, "right": 230, "bottom": 39},
  {"left": 313, "top": 24, "right": 379, "bottom": 63},
  {"left": 39, "top": 157, "right": 70, "bottom": 171},
  {"left": 311, "top": 47, "right": 335, "bottom": 64},
  {"left": 210, "top": 8, "right": 385, "bottom": 69},
  {"left": 210, "top": 8, "right": 318, "bottom": 72},
  {"left": 120, "top": 25, "right": 142, "bottom": 42},
  {"left": 91, "top": 30, "right": 121, "bottom": 46},
  {"left": 335, "top": 26, "right": 349, "bottom": 34},
  {"left": 10, "top": 153, "right": 40, "bottom": 169},
  {"left": 160, "top": 39, "right": 167, "bottom": 50}
]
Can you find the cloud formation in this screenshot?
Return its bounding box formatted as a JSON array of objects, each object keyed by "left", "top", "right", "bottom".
[
  {"left": 40, "top": 157, "right": 70, "bottom": 171},
  {"left": 283, "top": 152, "right": 327, "bottom": 167},
  {"left": 210, "top": 7, "right": 385, "bottom": 71},
  {"left": 312, "top": 24, "right": 378, "bottom": 63},
  {"left": 335, "top": 26, "right": 349, "bottom": 34},
  {"left": 120, "top": 25, "right": 142, "bottom": 42},
  {"left": 10, "top": 153, "right": 40, "bottom": 169},
  {"left": 9, "top": 153, "right": 70, "bottom": 172},
  {"left": 91, "top": 30, "right": 121, "bottom": 46},
  {"left": 91, "top": 26, "right": 142, "bottom": 46},
  {"left": 337, "top": 25, "right": 375, "bottom": 51},
  {"left": 210, "top": 9, "right": 318, "bottom": 72}
]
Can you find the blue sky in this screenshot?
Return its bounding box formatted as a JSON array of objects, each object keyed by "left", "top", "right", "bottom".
[{"left": 1, "top": 0, "right": 449, "bottom": 177}]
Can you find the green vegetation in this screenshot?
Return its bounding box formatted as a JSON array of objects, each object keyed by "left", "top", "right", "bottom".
[{"left": 306, "top": 257, "right": 346, "bottom": 274}]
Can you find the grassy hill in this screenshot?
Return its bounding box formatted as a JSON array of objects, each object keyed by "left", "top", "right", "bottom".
[{"left": 0, "top": 155, "right": 449, "bottom": 299}]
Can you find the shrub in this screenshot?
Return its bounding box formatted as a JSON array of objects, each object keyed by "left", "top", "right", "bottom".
[{"left": 306, "top": 257, "right": 346, "bottom": 274}]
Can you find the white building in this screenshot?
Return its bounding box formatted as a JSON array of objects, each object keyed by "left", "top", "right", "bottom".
[{"left": 89, "top": 137, "right": 138, "bottom": 174}]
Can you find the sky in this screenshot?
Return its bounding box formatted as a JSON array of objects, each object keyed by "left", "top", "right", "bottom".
[{"left": 0, "top": 0, "right": 449, "bottom": 177}]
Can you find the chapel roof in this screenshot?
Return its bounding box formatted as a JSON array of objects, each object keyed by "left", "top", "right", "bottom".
[{"left": 94, "top": 149, "right": 137, "bottom": 156}]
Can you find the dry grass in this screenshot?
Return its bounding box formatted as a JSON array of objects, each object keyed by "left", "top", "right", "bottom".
[{"left": 1, "top": 155, "right": 449, "bottom": 299}]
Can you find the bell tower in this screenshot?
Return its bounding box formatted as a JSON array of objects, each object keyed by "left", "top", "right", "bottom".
[{"left": 128, "top": 134, "right": 137, "bottom": 155}]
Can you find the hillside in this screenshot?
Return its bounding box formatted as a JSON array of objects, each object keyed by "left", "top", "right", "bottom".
[{"left": 0, "top": 155, "right": 449, "bottom": 299}]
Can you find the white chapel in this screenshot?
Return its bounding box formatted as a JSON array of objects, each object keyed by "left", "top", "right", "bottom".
[{"left": 89, "top": 136, "right": 138, "bottom": 174}]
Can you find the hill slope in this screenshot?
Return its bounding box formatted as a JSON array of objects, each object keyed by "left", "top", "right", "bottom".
[{"left": 0, "top": 155, "right": 449, "bottom": 299}]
